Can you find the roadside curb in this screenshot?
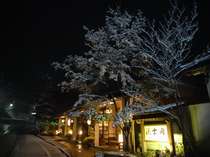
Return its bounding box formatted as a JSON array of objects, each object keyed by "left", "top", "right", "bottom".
[
  {"left": 37, "top": 135, "right": 71, "bottom": 157},
  {"left": 39, "top": 135, "right": 137, "bottom": 157}
]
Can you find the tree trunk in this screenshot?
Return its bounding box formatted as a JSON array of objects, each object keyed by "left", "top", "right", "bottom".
[
  {"left": 176, "top": 108, "right": 198, "bottom": 157},
  {"left": 123, "top": 122, "right": 131, "bottom": 152},
  {"left": 173, "top": 79, "right": 197, "bottom": 157}
]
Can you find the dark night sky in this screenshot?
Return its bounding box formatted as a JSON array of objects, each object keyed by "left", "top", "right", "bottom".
[{"left": 1, "top": 0, "right": 210, "bottom": 111}]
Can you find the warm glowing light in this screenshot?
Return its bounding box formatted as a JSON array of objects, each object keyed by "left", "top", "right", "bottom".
[
  {"left": 55, "top": 129, "right": 62, "bottom": 135},
  {"left": 67, "top": 119, "right": 71, "bottom": 126},
  {"left": 144, "top": 125, "right": 169, "bottom": 142},
  {"left": 68, "top": 129, "right": 73, "bottom": 135},
  {"left": 174, "top": 133, "right": 183, "bottom": 144},
  {"left": 87, "top": 119, "right": 91, "bottom": 125},
  {"left": 78, "top": 130, "right": 83, "bottom": 135},
  {"left": 118, "top": 133, "right": 123, "bottom": 143},
  {"left": 71, "top": 119, "right": 74, "bottom": 123},
  {"left": 105, "top": 109, "right": 112, "bottom": 114},
  {"left": 78, "top": 144, "right": 82, "bottom": 149},
  {"left": 104, "top": 121, "right": 108, "bottom": 126},
  {"left": 109, "top": 101, "right": 114, "bottom": 105},
  {"left": 61, "top": 119, "right": 65, "bottom": 123}
]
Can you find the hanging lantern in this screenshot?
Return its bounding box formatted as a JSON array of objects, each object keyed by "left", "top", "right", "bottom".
[
  {"left": 78, "top": 130, "right": 83, "bottom": 136},
  {"left": 87, "top": 119, "right": 91, "bottom": 125},
  {"left": 67, "top": 119, "right": 71, "bottom": 126}
]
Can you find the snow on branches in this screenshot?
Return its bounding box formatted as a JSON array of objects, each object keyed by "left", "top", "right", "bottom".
[
  {"left": 137, "top": 0, "right": 198, "bottom": 82},
  {"left": 53, "top": 8, "right": 147, "bottom": 97},
  {"left": 53, "top": 1, "right": 208, "bottom": 118}
]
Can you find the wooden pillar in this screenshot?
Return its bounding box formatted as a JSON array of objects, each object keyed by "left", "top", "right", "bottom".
[
  {"left": 166, "top": 120, "right": 176, "bottom": 156},
  {"left": 140, "top": 119, "right": 146, "bottom": 153},
  {"left": 72, "top": 117, "right": 77, "bottom": 140},
  {"left": 131, "top": 120, "right": 136, "bottom": 152},
  {"left": 95, "top": 123, "right": 100, "bottom": 146}
]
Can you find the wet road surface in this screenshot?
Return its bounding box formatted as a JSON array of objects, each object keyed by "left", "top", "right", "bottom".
[{"left": 11, "top": 135, "right": 67, "bottom": 157}]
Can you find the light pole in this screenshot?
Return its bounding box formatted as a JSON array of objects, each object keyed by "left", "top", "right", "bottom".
[{"left": 31, "top": 104, "right": 39, "bottom": 134}]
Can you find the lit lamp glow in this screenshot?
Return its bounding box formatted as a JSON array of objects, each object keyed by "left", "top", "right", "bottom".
[
  {"left": 31, "top": 112, "right": 37, "bottom": 115},
  {"left": 118, "top": 133, "right": 123, "bottom": 143},
  {"left": 104, "top": 121, "right": 108, "bottom": 126},
  {"left": 78, "top": 144, "right": 82, "bottom": 149},
  {"left": 61, "top": 119, "right": 65, "bottom": 123},
  {"left": 87, "top": 119, "right": 91, "bottom": 125},
  {"left": 78, "top": 130, "right": 83, "bottom": 136},
  {"left": 109, "top": 101, "right": 114, "bottom": 105},
  {"left": 105, "top": 109, "right": 112, "bottom": 114},
  {"left": 118, "top": 132, "right": 123, "bottom": 151},
  {"left": 68, "top": 129, "right": 73, "bottom": 135},
  {"left": 67, "top": 119, "right": 71, "bottom": 126}
]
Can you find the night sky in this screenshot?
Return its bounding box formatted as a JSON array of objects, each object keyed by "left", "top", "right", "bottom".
[{"left": 1, "top": 0, "right": 210, "bottom": 113}]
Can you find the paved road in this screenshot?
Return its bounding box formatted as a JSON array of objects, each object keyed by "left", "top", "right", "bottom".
[
  {"left": 42, "top": 136, "right": 96, "bottom": 157},
  {"left": 11, "top": 135, "right": 67, "bottom": 157}
]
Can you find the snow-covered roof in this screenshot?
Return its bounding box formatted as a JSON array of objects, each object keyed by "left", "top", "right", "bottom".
[
  {"left": 175, "top": 51, "right": 210, "bottom": 77},
  {"left": 134, "top": 102, "right": 183, "bottom": 118}
]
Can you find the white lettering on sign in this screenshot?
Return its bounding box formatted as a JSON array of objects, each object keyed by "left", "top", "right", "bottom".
[{"left": 144, "top": 125, "right": 169, "bottom": 142}]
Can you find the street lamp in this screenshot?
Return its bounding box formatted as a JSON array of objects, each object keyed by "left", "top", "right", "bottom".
[
  {"left": 9, "top": 103, "right": 13, "bottom": 107},
  {"left": 31, "top": 112, "right": 37, "bottom": 115}
]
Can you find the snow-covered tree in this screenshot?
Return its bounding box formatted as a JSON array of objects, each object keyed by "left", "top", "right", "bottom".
[
  {"left": 53, "top": 1, "right": 210, "bottom": 154},
  {"left": 129, "top": 1, "right": 210, "bottom": 156},
  {"left": 53, "top": 9, "right": 146, "bottom": 94}
]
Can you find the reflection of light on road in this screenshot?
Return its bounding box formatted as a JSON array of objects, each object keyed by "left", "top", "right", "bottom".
[
  {"left": 78, "top": 144, "right": 82, "bottom": 149},
  {"left": 77, "top": 142, "right": 82, "bottom": 152}
]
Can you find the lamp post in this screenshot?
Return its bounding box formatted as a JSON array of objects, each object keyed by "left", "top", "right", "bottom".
[{"left": 31, "top": 104, "right": 40, "bottom": 134}]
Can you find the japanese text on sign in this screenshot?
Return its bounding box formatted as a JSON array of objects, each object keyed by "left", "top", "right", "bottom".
[{"left": 144, "top": 125, "right": 168, "bottom": 142}]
